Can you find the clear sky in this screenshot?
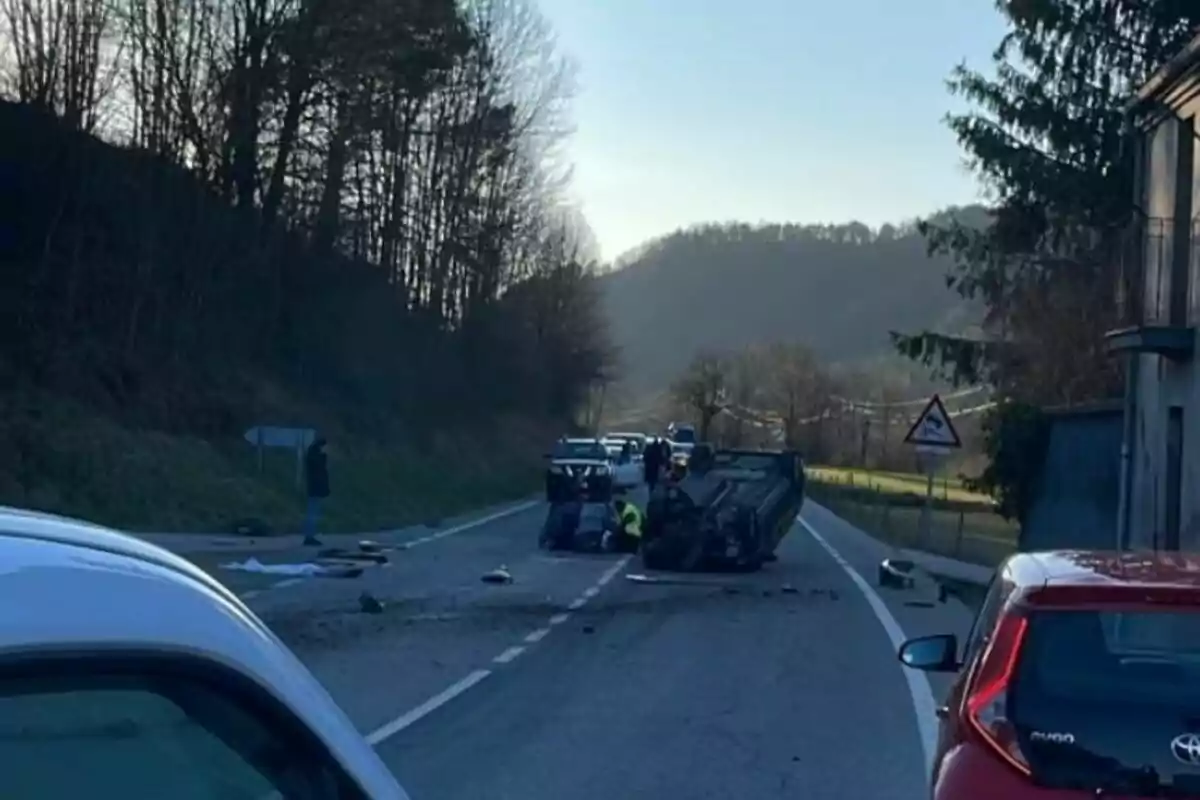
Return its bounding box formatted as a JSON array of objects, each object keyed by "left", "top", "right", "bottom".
[{"left": 534, "top": 0, "right": 1009, "bottom": 261}]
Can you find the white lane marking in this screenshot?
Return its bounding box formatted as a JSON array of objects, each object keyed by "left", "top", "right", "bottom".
[
  {"left": 365, "top": 553, "right": 633, "bottom": 746},
  {"left": 236, "top": 499, "right": 541, "bottom": 600},
  {"left": 364, "top": 669, "right": 492, "bottom": 745},
  {"left": 524, "top": 627, "right": 551, "bottom": 643},
  {"left": 398, "top": 499, "right": 541, "bottom": 547},
  {"left": 799, "top": 516, "right": 938, "bottom": 772},
  {"left": 493, "top": 646, "right": 525, "bottom": 664}
]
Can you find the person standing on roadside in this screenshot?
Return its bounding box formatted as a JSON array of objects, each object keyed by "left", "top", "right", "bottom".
[
  {"left": 303, "top": 434, "right": 329, "bottom": 546},
  {"left": 643, "top": 436, "right": 663, "bottom": 491}
]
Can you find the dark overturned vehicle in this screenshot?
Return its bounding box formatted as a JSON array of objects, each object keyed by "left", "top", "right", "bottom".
[
  {"left": 641, "top": 444, "right": 805, "bottom": 572},
  {"left": 539, "top": 437, "right": 622, "bottom": 552}
]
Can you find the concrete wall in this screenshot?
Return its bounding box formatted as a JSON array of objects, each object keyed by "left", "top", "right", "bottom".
[{"left": 1022, "top": 408, "right": 1122, "bottom": 552}]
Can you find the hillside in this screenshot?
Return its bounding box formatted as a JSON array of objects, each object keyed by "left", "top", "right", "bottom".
[
  {"left": 0, "top": 0, "right": 605, "bottom": 535},
  {"left": 600, "top": 212, "right": 985, "bottom": 392}
]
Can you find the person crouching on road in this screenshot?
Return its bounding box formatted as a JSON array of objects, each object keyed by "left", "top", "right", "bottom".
[{"left": 605, "top": 499, "right": 643, "bottom": 553}]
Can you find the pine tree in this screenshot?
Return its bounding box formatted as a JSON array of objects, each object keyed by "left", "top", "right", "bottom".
[{"left": 895, "top": 0, "right": 1198, "bottom": 405}]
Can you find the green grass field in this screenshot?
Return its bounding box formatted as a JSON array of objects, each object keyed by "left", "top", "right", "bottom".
[
  {"left": 806, "top": 465, "right": 1017, "bottom": 567},
  {"left": 806, "top": 465, "right": 993, "bottom": 506}
]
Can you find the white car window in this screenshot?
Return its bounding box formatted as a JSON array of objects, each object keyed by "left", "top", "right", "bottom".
[{"left": 0, "top": 658, "right": 365, "bottom": 800}]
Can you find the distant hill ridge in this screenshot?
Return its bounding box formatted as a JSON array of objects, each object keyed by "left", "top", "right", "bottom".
[{"left": 598, "top": 207, "right": 987, "bottom": 391}]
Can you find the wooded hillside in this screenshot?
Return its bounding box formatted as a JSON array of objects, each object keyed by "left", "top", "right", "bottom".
[
  {"left": 600, "top": 211, "right": 985, "bottom": 392},
  {"left": 0, "top": 0, "right": 610, "bottom": 531}
]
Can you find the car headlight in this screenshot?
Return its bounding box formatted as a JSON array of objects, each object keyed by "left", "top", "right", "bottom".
[
  {"left": 594, "top": 465, "right": 611, "bottom": 476},
  {"left": 548, "top": 465, "right": 565, "bottom": 475}
]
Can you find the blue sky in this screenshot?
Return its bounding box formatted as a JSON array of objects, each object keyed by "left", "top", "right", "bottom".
[{"left": 534, "top": 0, "right": 1009, "bottom": 260}]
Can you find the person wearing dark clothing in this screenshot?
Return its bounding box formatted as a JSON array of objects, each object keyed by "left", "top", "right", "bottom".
[
  {"left": 303, "top": 435, "right": 330, "bottom": 546},
  {"left": 643, "top": 438, "right": 663, "bottom": 490}
]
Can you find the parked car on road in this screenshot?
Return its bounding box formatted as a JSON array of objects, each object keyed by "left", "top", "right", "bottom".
[
  {"left": 0, "top": 504, "right": 408, "bottom": 799},
  {"left": 898, "top": 549, "right": 1200, "bottom": 800}
]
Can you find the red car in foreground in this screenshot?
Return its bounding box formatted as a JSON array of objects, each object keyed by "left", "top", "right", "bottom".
[{"left": 898, "top": 550, "right": 1200, "bottom": 799}]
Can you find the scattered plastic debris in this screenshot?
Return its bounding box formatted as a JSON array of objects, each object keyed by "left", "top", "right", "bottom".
[
  {"left": 359, "top": 592, "right": 384, "bottom": 614},
  {"left": 220, "top": 558, "right": 328, "bottom": 577},
  {"left": 481, "top": 565, "right": 513, "bottom": 584},
  {"left": 878, "top": 558, "right": 916, "bottom": 589}
]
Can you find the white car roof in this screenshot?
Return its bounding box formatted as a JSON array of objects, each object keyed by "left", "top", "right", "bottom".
[{"left": 0, "top": 505, "right": 408, "bottom": 799}]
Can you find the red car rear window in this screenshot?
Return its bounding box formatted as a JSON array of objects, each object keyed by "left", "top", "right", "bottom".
[{"left": 1009, "top": 609, "right": 1200, "bottom": 795}]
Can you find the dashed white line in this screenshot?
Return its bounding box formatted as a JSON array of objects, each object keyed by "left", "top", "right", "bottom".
[
  {"left": 366, "top": 552, "right": 634, "bottom": 746},
  {"left": 524, "top": 628, "right": 550, "bottom": 644},
  {"left": 493, "top": 645, "right": 525, "bottom": 664},
  {"left": 365, "top": 669, "right": 492, "bottom": 745}
]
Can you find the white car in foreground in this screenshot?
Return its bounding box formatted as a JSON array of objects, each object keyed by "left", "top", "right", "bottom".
[{"left": 0, "top": 504, "right": 409, "bottom": 799}]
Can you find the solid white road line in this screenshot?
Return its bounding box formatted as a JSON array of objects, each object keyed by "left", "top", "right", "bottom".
[
  {"left": 365, "top": 553, "right": 633, "bottom": 745},
  {"left": 798, "top": 516, "right": 938, "bottom": 772},
  {"left": 400, "top": 500, "right": 541, "bottom": 548}
]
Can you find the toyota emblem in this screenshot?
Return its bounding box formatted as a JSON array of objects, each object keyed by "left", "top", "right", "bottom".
[{"left": 1171, "top": 733, "right": 1200, "bottom": 765}]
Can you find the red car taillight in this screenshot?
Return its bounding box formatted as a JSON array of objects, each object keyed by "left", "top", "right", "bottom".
[{"left": 965, "top": 612, "right": 1031, "bottom": 776}]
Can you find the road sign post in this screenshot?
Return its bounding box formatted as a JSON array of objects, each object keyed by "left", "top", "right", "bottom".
[
  {"left": 244, "top": 426, "right": 317, "bottom": 493},
  {"left": 902, "top": 395, "right": 962, "bottom": 549}
]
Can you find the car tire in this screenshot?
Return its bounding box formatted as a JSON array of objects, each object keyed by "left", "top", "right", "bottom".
[{"left": 642, "top": 542, "right": 674, "bottom": 571}]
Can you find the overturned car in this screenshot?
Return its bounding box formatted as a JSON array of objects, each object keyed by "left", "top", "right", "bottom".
[{"left": 640, "top": 446, "right": 805, "bottom": 572}]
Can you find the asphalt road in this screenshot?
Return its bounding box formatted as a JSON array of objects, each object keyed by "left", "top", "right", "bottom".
[{"left": 226, "top": 495, "right": 978, "bottom": 800}]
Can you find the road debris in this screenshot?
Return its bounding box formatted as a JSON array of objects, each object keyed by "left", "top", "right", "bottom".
[
  {"left": 482, "top": 565, "right": 513, "bottom": 584},
  {"left": 877, "top": 558, "right": 916, "bottom": 589},
  {"left": 359, "top": 592, "right": 384, "bottom": 614}
]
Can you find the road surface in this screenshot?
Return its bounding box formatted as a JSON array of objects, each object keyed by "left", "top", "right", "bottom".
[{"left": 221, "top": 497, "right": 976, "bottom": 800}]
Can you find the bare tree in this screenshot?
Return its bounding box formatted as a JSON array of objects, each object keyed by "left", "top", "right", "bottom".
[{"left": 670, "top": 350, "right": 729, "bottom": 441}]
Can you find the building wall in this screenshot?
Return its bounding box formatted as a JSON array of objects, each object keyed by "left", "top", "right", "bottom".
[{"left": 1130, "top": 89, "right": 1200, "bottom": 549}]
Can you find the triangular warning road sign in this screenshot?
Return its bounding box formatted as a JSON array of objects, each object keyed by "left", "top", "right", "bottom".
[{"left": 903, "top": 394, "right": 962, "bottom": 449}]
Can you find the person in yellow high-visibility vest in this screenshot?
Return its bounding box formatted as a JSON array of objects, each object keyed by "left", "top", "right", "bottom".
[{"left": 604, "top": 499, "right": 643, "bottom": 553}]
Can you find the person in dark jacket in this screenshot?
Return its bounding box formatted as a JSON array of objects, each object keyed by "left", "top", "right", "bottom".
[
  {"left": 303, "top": 435, "right": 330, "bottom": 546},
  {"left": 643, "top": 437, "right": 663, "bottom": 490}
]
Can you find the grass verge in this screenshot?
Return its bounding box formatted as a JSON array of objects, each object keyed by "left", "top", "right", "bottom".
[
  {"left": 806, "top": 467, "right": 1017, "bottom": 568},
  {"left": 0, "top": 388, "right": 543, "bottom": 534}
]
